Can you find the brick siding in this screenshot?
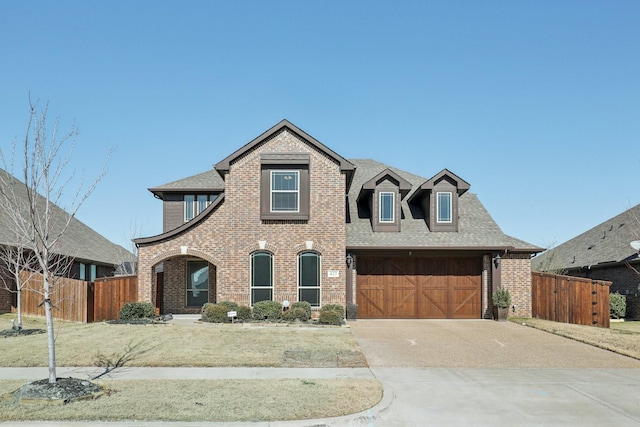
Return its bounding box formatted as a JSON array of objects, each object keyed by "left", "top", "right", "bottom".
[
  {"left": 500, "top": 253, "right": 532, "bottom": 318},
  {"left": 137, "top": 129, "right": 347, "bottom": 313}
]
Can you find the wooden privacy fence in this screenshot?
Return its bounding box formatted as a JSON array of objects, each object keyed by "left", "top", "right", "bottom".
[
  {"left": 19, "top": 272, "right": 138, "bottom": 322},
  {"left": 531, "top": 272, "right": 611, "bottom": 328}
]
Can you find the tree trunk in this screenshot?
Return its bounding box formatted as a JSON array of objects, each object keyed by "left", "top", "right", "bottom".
[
  {"left": 16, "top": 287, "right": 22, "bottom": 330},
  {"left": 44, "top": 276, "right": 57, "bottom": 383}
]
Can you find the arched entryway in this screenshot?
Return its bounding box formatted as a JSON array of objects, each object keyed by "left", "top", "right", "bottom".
[{"left": 148, "top": 248, "right": 220, "bottom": 315}]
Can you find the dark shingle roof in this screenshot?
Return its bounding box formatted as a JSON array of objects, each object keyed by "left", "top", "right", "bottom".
[
  {"left": 532, "top": 204, "right": 640, "bottom": 271},
  {"left": 347, "top": 159, "right": 541, "bottom": 251},
  {"left": 0, "top": 168, "right": 135, "bottom": 266},
  {"left": 149, "top": 169, "right": 225, "bottom": 199}
]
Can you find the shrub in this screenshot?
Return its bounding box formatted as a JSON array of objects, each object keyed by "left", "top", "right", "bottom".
[
  {"left": 237, "top": 305, "right": 252, "bottom": 321},
  {"left": 291, "top": 301, "right": 312, "bottom": 320},
  {"left": 322, "top": 304, "right": 345, "bottom": 320},
  {"left": 492, "top": 288, "right": 511, "bottom": 308},
  {"left": 319, "top": 304, "right": 344, "bottom": 325},
  {"left": 610, "top": 292, "right": 626, "bottom": 319},
  {"left": 119, "top": 302, "right": 155, "bottom": 320},
  {"left": 218, "top": 301, "right": 239, "bottom": 313},
  {"left": 201, "top": 303, "right": 229, "bottom": 323},
  {"left": 252, "top": 300, "right": 282, "bottom": 321},
  {"left": 283, "top": 307, "right": 310, "bottom": 322},
  {"left": 319, "top": 309, "right": 343, "bottom": 326}
]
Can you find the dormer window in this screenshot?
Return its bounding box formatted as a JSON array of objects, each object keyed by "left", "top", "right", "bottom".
[
  {"left": 407, "top": 169, "right": 469, "bottom": 232},
  {"left": 357, "top": 168, "right": 411, "bottom": 233},
  {"left": 379, "top": 192, "right": 395, "bottom": 223},
  {"left": 437, "top": 192, "right": 452, "bottom": 223}
]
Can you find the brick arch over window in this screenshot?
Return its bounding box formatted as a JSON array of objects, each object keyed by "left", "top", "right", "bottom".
[
  {"left": 293, "top": 241, "right": 326, "bottom": 254},
  {"left": 243, "top": 241, "right": 279, "bottom": 254},
  {"left": 149, "top": 247, "right": 222, "bottom": 268}
]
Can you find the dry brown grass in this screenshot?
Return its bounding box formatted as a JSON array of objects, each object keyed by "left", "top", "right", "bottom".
[
  {"left": 0, "top": 378, "right": 383, "bottom": 422},
  {"left": 515, "top": 318, "right": 640, "bottom": 360},
  {"left": 0, "top": 314, "right": 366, "bottom": 368},
  {"left": 0, "top": 314, "right": 380, "bottom": 422}
]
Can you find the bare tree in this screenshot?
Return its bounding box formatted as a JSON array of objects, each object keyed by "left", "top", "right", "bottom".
[{"left": 0, "top": 100, "right": 109, "bottom": 383}]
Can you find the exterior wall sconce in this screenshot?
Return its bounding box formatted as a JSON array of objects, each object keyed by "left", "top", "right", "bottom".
[
  {"left": 346, "top": 253, "right": 353, "bottom": 268},
  {"left": 493, "top": 253, "right": 501, "bottom": 269}
]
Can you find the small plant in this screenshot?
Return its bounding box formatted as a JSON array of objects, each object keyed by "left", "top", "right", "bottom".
[
  {"left": 346, "top": 302, "right": 358, "bottom": 320},
  {"left": 282, "top": 307, "right": 309, "bottom": 322},
  {"left": 291, "top": 301, "right": 312, "bottom": 320},
  {"left": 319, "top": 304, "right": 345, "bottom": 325},
  {"left": 119, "top": 302, "right": 155, "bottom": 321},
  {"left": 610, "top": 292, "right": 626, "bottom": 320},
  {"left": 492, "top": 288, "right": 511, "bottom": 308},
  {"left": 252, "top": 300, "right": 283, "bottom": 321},
  {"left": 201, "top": 303, "right": 229, "bottom": 323}
]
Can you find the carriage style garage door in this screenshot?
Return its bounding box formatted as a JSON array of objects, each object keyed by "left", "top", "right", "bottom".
[{"left": 356, "top": 256, "right": 483, "bottom": 319}]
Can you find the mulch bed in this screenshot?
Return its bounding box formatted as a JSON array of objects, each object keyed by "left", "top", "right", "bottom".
[
  {"left": 5, "top": 377, "right": 106, "bottom": 404},
  {"left": 0, "top": 328, "right": 45, "bottom": 338}
]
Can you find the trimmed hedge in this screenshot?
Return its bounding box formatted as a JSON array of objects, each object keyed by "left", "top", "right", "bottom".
[
  {"left": 119, "top": 302, "right": 155, "bottom": 320},
  {"left": 291, "top": 301, "right": 312, "bottom": 320},
  {"left": 237, "top": 305, "right": 252, "bottom": 321},
  {"left": 319, "top": 304, "right": 344, "bottom": 325},
  {"left": 201, "top": 303, "right": 229, "bottom": 323},
  {"left": 282, "top": 307, "right": 310, "bottom": 322},
  {"left": 252, "top": 300, "right": 283, "bottom": 321}
]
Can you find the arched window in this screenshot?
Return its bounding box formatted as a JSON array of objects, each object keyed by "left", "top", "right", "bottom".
[
  {"left": 251, "top": 251, "right": 273, "bottom": 305},
  {"left": 298, "top": 252, "right": 321, "bottom": 307}
]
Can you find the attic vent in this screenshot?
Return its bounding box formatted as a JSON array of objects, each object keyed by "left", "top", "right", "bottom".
[
  {"left": 602, "top": 231, "right": 606, "bottom": 239},
  {"left": 588, "top": 245, "right": 595, "bottom": 250}
]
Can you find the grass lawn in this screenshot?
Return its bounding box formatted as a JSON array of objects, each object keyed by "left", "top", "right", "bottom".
[
  {"left": 0, "top": 379, "right": 382, "bottom": 422},
  {"left": 0, "top": 314, "right": 367, "bottom": 367},
  {"left": 513, "top": 318, "right": 640, "bottom": 360},
  {"left": 0, "top": 314, "right": 380, "bottom": 422}
]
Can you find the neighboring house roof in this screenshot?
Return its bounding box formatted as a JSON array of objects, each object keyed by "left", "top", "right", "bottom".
[
  {"left": 532, "top": 204, "right": 640, "bottom": 272},
  {"left": 149, "top": 169, "right": 225, "bottom": 199},
  {"left": 346, "top": 159, "right": 542, "bottom": 252},
  {"left": 0, "top": 168, "right": 135, "bottom": 266}
]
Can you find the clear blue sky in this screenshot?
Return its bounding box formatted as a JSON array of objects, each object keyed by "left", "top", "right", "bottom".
[{"left": 1, "top": 1, "right": 639, "bottom": 252}]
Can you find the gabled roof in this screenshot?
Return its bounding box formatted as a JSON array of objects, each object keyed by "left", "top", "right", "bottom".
[
  {"left": 0, "top": 168, "right": 135, "bottom": 266},
  {"left": 214, "top": 119, "right": 356, "bottom": 189},
  {"left": 149, "top": 169, "right": 225, "bottom": 199},
  {"left": 347, "top": 159, "right": 542, "bottom": 252},
  {"left": 532, "top": 204, "right": 640, "bottom": 271},
  {"left": 359, "top": 168, "right": 413, "bottom": 199},
  {"left": 407, "top": 168, "right": 470, "bottom": 205}
]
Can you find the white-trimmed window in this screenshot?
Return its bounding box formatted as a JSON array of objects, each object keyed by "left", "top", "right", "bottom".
[
  {"left": 251, "top": 251, "right": 273, "bottom": 305},
  {"left": 298, "top": 252, "right": 321, "bottom": 307},
  {"left": 271, "top": 170, "right": 299, "bottom": 212},
  {"left": 379, "top": 192, "right": 395, "bottom": 223},
  {"left": 437, "top": 192, "right": 452, "bottom": 223},
  {"left": 184, "top": 194, "right": 217, "bottom": 222},
  {"left": 187, "top": 260, "right": 209, "bottom": 307}
]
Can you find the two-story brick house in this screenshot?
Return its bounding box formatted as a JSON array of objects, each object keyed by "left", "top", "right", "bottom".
[{"left": 135, "top": 120, "right": 542, "bottom": 319}]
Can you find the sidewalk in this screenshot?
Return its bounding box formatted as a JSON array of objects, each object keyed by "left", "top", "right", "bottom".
[{"left": 0, "top": 366, "right": 375, "bottom": 381}]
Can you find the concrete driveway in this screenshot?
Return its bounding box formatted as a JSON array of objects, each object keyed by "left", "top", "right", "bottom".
[
  {"left": 349, "top": 320, "right": 640, "bottom": 426},
  {"left": 349, "top": 319, "right": 640, "bottom": 368}
]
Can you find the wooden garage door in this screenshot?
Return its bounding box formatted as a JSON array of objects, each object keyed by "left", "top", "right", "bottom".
[{"left": 357, "top": 257, "right": 482, "bottom": 319}]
